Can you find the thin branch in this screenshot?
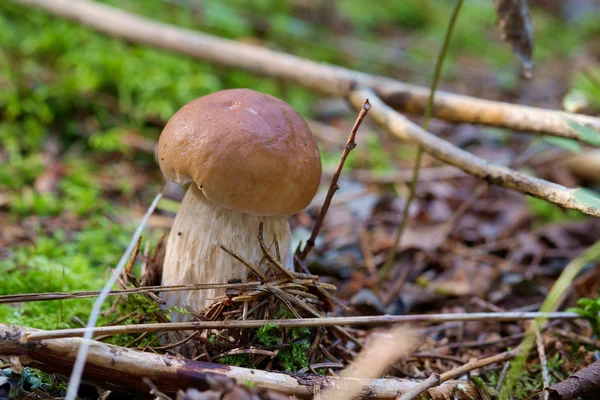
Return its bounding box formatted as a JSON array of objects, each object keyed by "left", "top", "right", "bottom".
[
  {"left": 65, "top": 191, "right": 163, "bottom": 400},
  {"left": 12, "top": 0, "right": 600, "bottom": 142},
  {"left": 440, "top": 349, "right": 519, "bottom": 381},
  {"left": 0, "top": 324, "right": 477, "bottom": 399},
  {"left": 220, "top": 245, "right": 268, "bottom": 282},
  {"left": 297, "top": 99, "right": 370, "bottom": 261},
  {"left": 397, "top": 374, "right": 441, "bottom": 400},
  {"left": 535, "top": 326, "right": 550, "bottom": 400},
  {"left": 380, "top": 0, "right": 464, "bottom": 280},
  {"left": 143, "top": 378, "right": 173, "bottom": 400},
  {"left": 348, "top": 90, "right": 600, "bottom": 217},
  {"left": 257, "top": 222, "right": 295, "bottom": 280},
  {"left": 0, "top": 282, "right": 263, "bottom": 304},
  {"left": 398, "top": 349, "right": 520, "bottom": 400},
  {"left": 23, "top": 312, "right": 580, "bottom": 341}
]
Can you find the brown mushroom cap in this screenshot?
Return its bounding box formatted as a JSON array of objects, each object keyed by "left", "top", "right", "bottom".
[{"left": 158, "top": 88, "right": 322, "bottom": 216}]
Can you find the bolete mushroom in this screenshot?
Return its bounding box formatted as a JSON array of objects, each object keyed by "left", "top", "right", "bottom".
[{"left": 158, "top": 88, "right": 321, "bottom": 319}]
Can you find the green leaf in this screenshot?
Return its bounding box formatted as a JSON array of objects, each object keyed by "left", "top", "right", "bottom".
[
  {"left": 574, "top": 188, "right": 600, "bottom": 215},
  {"left": 543, "top": 136, "right": 582, "bottom": 153},
  {"left": 566, "top": 119, "right": 600, "bottom": 147}
]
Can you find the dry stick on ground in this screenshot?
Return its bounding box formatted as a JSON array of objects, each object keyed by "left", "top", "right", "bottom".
[
  {"left": 0, "top": 278, "right": 336, "bottom": 304},
  {"left": 297, "top": 99, "right": 370, "bottom": 261},
  {"left": 0, "top": 282, "right": 265, "bottom": 304},
  {"left": 220, "top": 245, "right": 269, "bottom": 282},
  {"left": 23, "top": 312, "right": 580, "bottom": 341},
  {"left": 535, "top": 326, "right": 550, "bottom": 400},
  {"left": 0, "top": 324, "right": 477, "bottom": 400},
  {"left": 348, "top": 89, "right": 600, "bottom": 217},
  {"left": 257, "top": 223, "right": 295, "bottom": 280},
  {"left": 398, "top": 349, "right": 520, "bottom": 400},
  {"left": 13, "top": 0, "right": 600, "bottom": 142}
]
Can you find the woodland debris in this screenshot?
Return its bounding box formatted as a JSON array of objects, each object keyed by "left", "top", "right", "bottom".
[
  {"left": 0, "top": 324, "right": 479, "bottom": 399},
  {"left": 545, "top": 361, "right": 600, "bottom": 400},
  {"left": 348, "top": 89, "right": 600, "bottom": 217},
  {"left": 23, "top": 312, "right": 581, "bottom": 341},
  {"left": 492, "top": 0, "right": 534, "bottom": 77}
]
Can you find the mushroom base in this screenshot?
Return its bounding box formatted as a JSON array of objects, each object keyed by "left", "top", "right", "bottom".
[{"left": 161, "top": 185, "right": 292, "bottom": 321}]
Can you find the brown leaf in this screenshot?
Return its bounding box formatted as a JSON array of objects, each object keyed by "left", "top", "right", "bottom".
[
  {"left": 546, "top": 360, "right": 600, "bottom": 400},
  {"left": 141, "top": 233, "right": 166, "bottom": 287},
  {"left": 492, "top": 0, "right": 534, "bottom": 77}
]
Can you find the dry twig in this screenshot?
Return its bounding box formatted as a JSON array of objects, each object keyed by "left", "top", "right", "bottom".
[
  {"left": 398, "top": 349, "right": 519, "bottom": 400},
  {"left": 297, "top": 99, "right": 370, "bottom": 261},
  {"left": 0, "top": 282, "right": 264, "bottom": 304},
  {"left": 348, "top": 90, "right": 600, "bottom": 217},
  {"left": 535, "top": 326, "right": 550, "bottom": 400},
  {"left": 23, "top": 311, "right": 580, "bottom": 341}
]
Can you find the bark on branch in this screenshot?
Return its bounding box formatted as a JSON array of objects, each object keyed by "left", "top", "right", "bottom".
[
  {"left": 348, "top": 90, "right": 600, "bottom": 217},
  {"left": 12, "top": 0, "right": 600, "bottom": 143},
  {"left": 0, "top": 324, "right": 478, "bottom": 399}
]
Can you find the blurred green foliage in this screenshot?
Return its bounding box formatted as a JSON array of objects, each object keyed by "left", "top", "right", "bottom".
[
  {"left": 569, "top": 296, "right": 600, "bottom": 337},
  {"left": 526, "top": 196, "right": 586, "bottom": 225}
]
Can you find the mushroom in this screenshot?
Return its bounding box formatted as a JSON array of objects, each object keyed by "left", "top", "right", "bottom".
[{"left": 157, "top": 88, "right": 321, "bottom": 319}]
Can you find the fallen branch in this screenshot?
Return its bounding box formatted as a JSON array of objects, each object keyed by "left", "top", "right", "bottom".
[
  {"left": 24, "top": 312, "right": 580, "bottom": 341},
  {"left": 348, "top": 89, "right": 600, "bottom": 217},
  {"left": 12, "top": 0, "right": 600, "bottom": 143},
  {"left": 0, "top": 324, "right": 478, "bottom": 399}
]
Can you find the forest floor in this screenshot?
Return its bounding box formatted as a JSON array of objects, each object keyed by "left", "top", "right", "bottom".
[{"left": 1, "top": 0, "right": 600, "bottom": 399}]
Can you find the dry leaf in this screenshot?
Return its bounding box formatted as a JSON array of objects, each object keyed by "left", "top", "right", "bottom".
[
  {"left": 546, "top": 361, "right": 600, "bottom": 400},
  {"left": 492, "top": 0, "right": 534, "bottom": 77}
]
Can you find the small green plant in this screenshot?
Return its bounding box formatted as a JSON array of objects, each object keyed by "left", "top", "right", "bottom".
[
  {"left": 256, "top": 322, "right": 283, "bottom": 346},
  {"left": 253, "top": 306, "right": 311, "bottom": 372},
  {"left": 569, "top": 296, "right": 600, "bottom": 337},
  {"left": 277, "top": 340, "right": 310, "bottom": 372},
  {"left": 365, "top": 132, "right": 393, "bottom": 172},
  {"left": 218, "top": 354, "right": 251, "bottom": 367}
]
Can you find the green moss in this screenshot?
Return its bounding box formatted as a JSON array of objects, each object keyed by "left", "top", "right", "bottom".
[
  {"left": 569, "top": 296, "right": 600, "bottom": 337},
  {"left": 277, "top": 340, "right": 310, "bottom": 373},
  {"left": 218, "top": 354, "right": 252, "bottom": 367},
  {"left": 256, "top": 322, "right": 283, "bottom": 346}
]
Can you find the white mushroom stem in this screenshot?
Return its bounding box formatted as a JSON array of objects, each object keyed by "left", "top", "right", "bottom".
[{"left": 161, "top": 185, "right": 292, "bottom": 320}]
